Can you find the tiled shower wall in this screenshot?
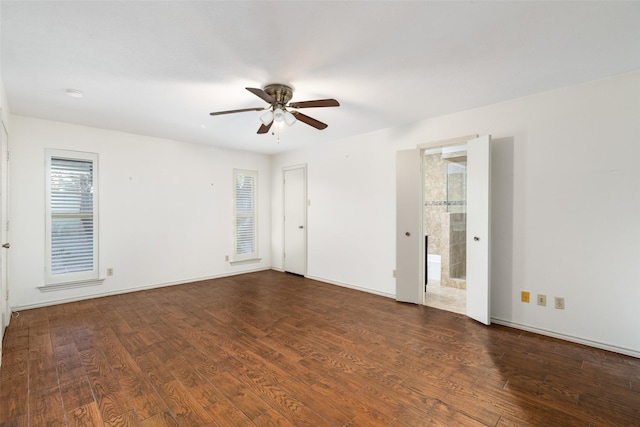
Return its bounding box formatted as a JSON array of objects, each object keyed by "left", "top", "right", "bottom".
[
  {"left": 449, "top": 213, "right": 466, "bottom": 283},
  {"left": 424, "top": 153, "right": 447, "bottom": 265},
  {"left": 424, "top": 153, "right": 466, "bottom": 289}
]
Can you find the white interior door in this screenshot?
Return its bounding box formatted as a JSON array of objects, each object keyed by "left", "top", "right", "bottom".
[
  {"left": 0, "top": 120, "right": 8, "bottom": 337},
  {"left": 283, "top": 166, "right": 307, "bottom": 275},
  {"left": 396, "top": 149, "right": 423, "bottom": 303},
  {"left": 466, "top": 135, "right": 492, "bottom": 324}
]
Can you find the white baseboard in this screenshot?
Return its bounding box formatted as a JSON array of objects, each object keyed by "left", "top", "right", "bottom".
[
  {"left": 11, "top": 267, "right": 272, "bottom": 312},
  {"left": 491, "top": 318, "right": 640, "bottom": 359},
  {"left": 305, "top": 278, "right": 638, "bottom": 358},
  {"left": 10, "top": 270, "right": 638, "bottom": 360},
  {"left": 304, "top": 274, "right": 395, "bottom": 299}
]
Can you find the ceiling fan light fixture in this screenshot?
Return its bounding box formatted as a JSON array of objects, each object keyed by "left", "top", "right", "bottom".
[
  {"left": 260, "top": 110, "right": 274, "bottom": 125},
  {"left": 273, "top": 108, "right": 285, "bottom": 123},
  {"left": 284, "top": 110, "right": 297, "bottom": 126}
]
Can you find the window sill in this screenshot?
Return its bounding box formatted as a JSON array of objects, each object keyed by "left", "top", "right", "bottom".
[
  {"left": 230, "top": 258, "right": 262, "bottom": 266},
  {"left": 39, "top": 278, "right": 105, "bottom": 292}
]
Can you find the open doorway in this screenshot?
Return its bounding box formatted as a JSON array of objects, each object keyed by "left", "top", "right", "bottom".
[
  {"left": 423, "top": 144, "right": 467, "bottom": 314},
  {"left": 396, "top": 135, "right": 490, "bottom": 323}
]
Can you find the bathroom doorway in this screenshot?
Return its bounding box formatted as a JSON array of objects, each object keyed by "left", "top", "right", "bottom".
[
  {"left": 396, "top": 135, "right": 490, "bottom": 323},
  {"left": 423, "top": 144, "right": 468, "bottom": 314}
]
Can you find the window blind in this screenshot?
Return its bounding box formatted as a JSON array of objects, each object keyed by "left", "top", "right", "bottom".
[
  {"left": 50, "top": 157, "right": 95, "bottom": 274},
  {"left": 234, "top": 171, "right": 257, "bottom": 258}
]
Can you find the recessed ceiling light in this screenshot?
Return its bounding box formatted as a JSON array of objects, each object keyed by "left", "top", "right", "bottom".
[{"left": 66, "top": 89, "right": 84, "bottom": 99}]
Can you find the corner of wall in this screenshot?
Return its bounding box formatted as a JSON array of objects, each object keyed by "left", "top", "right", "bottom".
[{"left": 0, "top": 77, "right": 10, "bottom": 130}]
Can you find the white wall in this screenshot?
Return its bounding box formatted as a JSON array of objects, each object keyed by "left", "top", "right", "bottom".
[
  {"left": 7, "top": 71, "right": 640, "bottom": 355},
  {"left": 9, "top": 116, "right": 272, "bottom": 309},
  {"left": 271, "top": 128, "right": 398, "bottom": 297},
  {"left": 271, "top": 70, "right": 640, "bottom": 356},
  {"left": 0, "top": 1, "right": 7, "bottom": 127},
  {"left": 0, "top": 79, "right": 8, "bottom": 126}
]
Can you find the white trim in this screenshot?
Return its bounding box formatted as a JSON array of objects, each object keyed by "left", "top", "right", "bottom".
[
  {"left": 417, "top": 134, "right": 478, "bottom": 150},
  {"left": 492, "top": 318, "right": 640, "bottom": 359},
  {"left": 282, "top": 164, "right": 307, "bottom": 276},
  {"left": 418, "top": 134, "right": 488, "bottom": 321},
  {"left": 229, "top": 257, "right": 262, "bottom": 266},
  {"left": 232, "top": 168, "right": 258, "bottom": 262},
  {"left": 13, "top": 268, "right": 271, "bottom": 312},
  {"left": 0, "top": 117, "right": 9, "bottom": 336},
  {"left": 282, "top": 163, "right": 307, "bottom": 172},
  {"left": 13, "top": 268, "right": 639, "bottom": 358},
  {"left": 45, "top": 149, "right": 99, "bottom": 285},
  {"left": 38, "top": 278, "right": 105, "bottom": 292},
  {"left": 305, "top": 274, "right": 395, "bottom": 300}
]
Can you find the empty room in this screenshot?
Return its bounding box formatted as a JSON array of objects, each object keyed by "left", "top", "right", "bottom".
[{"left": 0, "top": 1, "right": 639, "bottom": 426}]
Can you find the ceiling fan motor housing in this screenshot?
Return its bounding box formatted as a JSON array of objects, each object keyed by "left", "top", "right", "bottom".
[{"left": 264, "top": 84, "right": 294, "bottom": 106}]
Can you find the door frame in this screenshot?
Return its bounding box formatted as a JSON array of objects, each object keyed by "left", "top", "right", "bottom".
[
  {"left": 417, "top": 135, "right": 478, "bottom": 306},
  {"left": 0, "top": 117, "right": 9, "bottom": 340},
  {"left": 397, "top": 134, "right": 491, "bottom": 324},
  {"left": 282, "top": 164, "right": 307, "bottom": 275}
]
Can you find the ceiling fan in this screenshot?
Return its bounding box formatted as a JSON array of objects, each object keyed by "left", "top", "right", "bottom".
[{"left": 209, "top": 84, "right": 339, "bottom": 134}]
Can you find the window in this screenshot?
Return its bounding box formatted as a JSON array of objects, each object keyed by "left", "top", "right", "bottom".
[
  {"left": 233, "top": 169, "right": 258, "bottom": 262},
  {"left": 45, "top": 150, "right": 99, "bottom": 285}
]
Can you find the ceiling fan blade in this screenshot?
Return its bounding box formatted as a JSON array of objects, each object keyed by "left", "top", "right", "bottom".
[
  {"left": 288, "top": 99, "right": 340, "bottom": 109},
  {"left": 291, "top": 111, "right": 328, "bottom": 130},
  {"left": 209, "top": 107, "right": 265, "bottom": 116},
  {"left": 257, "top": 120, "right": 273, "bottom": 134},
  {"left": 246, "top": 87, "right": 275, "bottom": 104}
]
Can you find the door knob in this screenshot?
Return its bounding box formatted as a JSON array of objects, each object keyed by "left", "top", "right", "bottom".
[
  {"left": 474, "top": 236, "right": 480, "bottom": 241},
  {"left": 2, "top": 243, "right": 9, "bottom": 249},
  {"left": 298, "top": 225, "right": 304, "bottom": 229},
  {"left": 405, "top": 232, "right": 411, "bottom": 237}
]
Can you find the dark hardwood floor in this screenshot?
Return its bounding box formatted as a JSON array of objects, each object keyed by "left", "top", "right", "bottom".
[{"left": 1, "top": 270, "right": 639, "bottom": 426}]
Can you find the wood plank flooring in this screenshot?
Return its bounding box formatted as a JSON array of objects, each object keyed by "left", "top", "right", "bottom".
[{"left": 1, "top": 270, "right": 639, "bottom": 426}]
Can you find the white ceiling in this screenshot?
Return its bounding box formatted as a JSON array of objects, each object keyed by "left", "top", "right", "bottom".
[{"left": 2, "top": 1, "right": 640, "bottom": 155}]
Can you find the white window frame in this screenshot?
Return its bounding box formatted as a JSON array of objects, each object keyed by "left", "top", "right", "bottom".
[
  {"left": 44, "top": 149, "right": 100, "bottom": 287},
  {"left": 232, "top": 169, "right": 259, "bottom": 263}
]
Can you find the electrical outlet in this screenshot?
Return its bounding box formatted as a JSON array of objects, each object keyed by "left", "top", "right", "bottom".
[
  {"left": 225, "top": 255, "right": 229, "bottom": 262},
  {"left": 392, "top": 269, "right": 396, "bottom": 278},
  {"left": 555, "top": 297, "right": 565, "bottom": 310},
  {"left": 537, "top": 294, "right": 547, "bottom": 306},
  {"left": 107, "top": 268, "right": 113, "bottom": 276},
  {"left": 521, "top": 291, "right": 530, "bottom": 303}
]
